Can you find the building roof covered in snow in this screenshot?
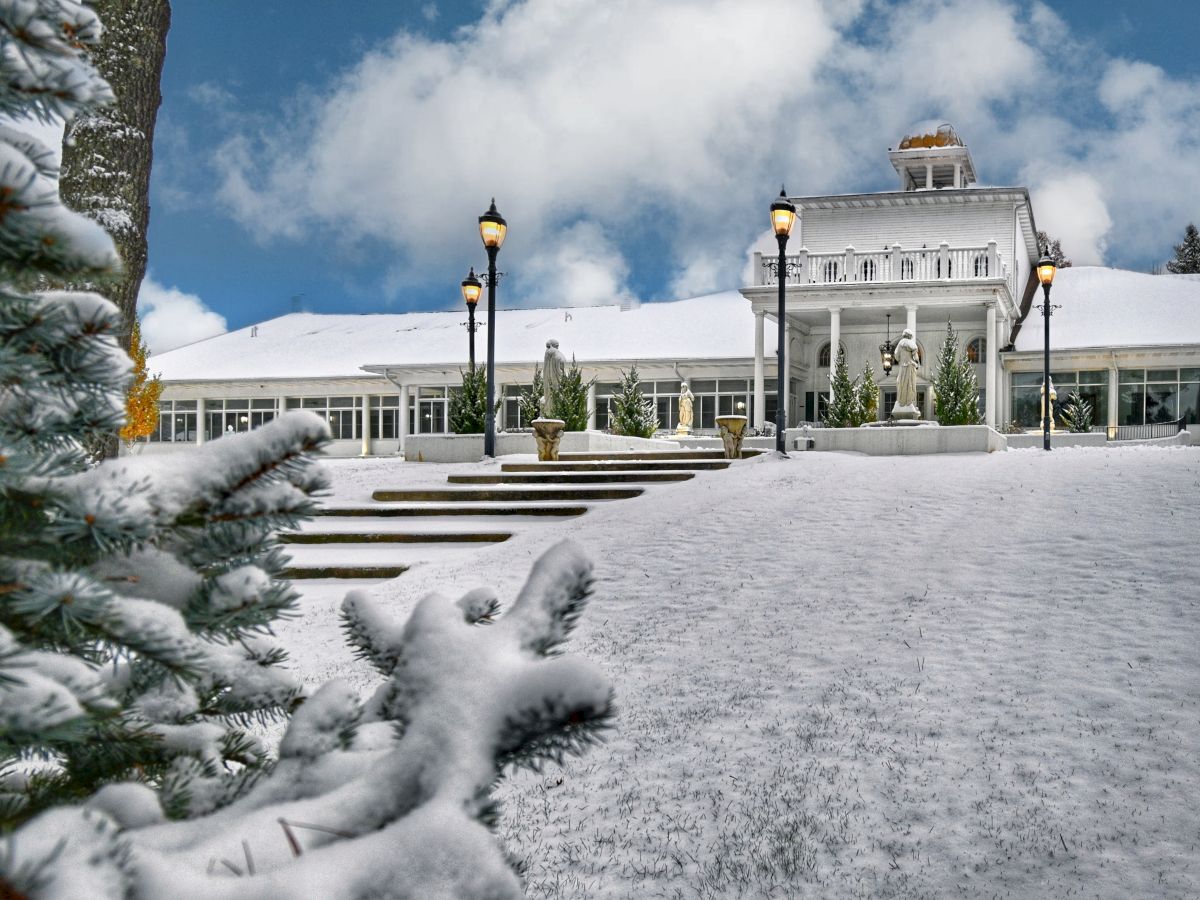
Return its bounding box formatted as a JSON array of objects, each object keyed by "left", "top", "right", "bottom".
[
  {"left": 1012, "top": 267, "right": 1200, "bottom": 353},
  {"left": 152, "top": 291, "right": 760, "bottom": 382}
]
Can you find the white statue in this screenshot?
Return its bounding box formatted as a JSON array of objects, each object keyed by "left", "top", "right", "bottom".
[
  {"left": 893, "top": 329, "right": 921, "bottom": 413},
  {"left": 678, "top": 382, "right": 695, "bottom": 432},
  {"left": 1039, "top": 377, "right": 1058, "bottom": 432},
  {"left": 542, "top": 339, "right": 566, "bottom": 419}
]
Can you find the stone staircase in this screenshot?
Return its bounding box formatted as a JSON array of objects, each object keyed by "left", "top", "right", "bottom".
[{"left": 281, "top": 448, "right": 759, "bottom": 579}]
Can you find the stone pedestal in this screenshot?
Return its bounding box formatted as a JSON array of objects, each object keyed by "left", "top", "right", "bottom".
[
  {"left": 532, "top": 418, "right": 566, "bottom": 461},
  {"left": 890, "top": 403, "right": 921, "bottom": 421},
  {"left": 715, "top": 415, "right": 748, "bottom": 460}
]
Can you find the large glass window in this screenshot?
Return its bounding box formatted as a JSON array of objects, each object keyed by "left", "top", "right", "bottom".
[
  {"left": 148, "top": 399, "right": 198, "bottom": 442},
  {"left": 370, "top": 395, "right": 401, "bottom": 439},
  {"left": 286, "top": 396, "right": 361, "bottom": 439},
  {"left": 1116, "top": 368, "right": 1197, "bottom": 425},
  {"left": 407, "top": 387, "right": 449, "bottom": 434},
  {"left": 205, "top": 398, "right": 277, "bottom": 440},
  {"left": 1011, "top": 370, "right": 1107, "bottom": 429}
]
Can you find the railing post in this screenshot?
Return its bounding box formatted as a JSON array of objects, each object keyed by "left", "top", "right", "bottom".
[
  {"left": 987, "top": 240, "right": 998, "bottom": 278},
  {"left": 891, "top": 243, "right": 901, "bottom": 281},
  {"left": 797, "top": 247, "right": 809, "bottom": 283},
  {"left": 845, "top": 245, "right": 855, "bottom": 283},
  {"left": 753, "top": 251, "right": 764, "bottom": 285},
  {"left": 939, "top": 241, "right": 950, "bottom": 280}
]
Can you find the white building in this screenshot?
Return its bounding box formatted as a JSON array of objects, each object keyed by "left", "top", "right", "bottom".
[{"left": 148, "top": 129, "right": 1199, "bottom": 454}]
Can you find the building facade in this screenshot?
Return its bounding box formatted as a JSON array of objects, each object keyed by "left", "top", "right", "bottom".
[{"left": 146, "top": 130, "right": 1199, "bottom": 455}]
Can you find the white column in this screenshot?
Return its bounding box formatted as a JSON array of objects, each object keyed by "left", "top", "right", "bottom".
[
  {"left": 906, "top": 305, "right": 919, "bottom": 414},
  {"left": 195, "top": 398, "right": 206, "bottom": 445},
  {"left": 925, "top": 163, "right": 933, "bottom": 189},
  {"left": 754, "top": 310, "right": 766, "bottom": 430},
  {"left": 587, "top": 383, "right": 597, "bottom": 430},
  {"left": 360, "top": 394, "right": 371, "bottom": 456},
  {"left": 398, "top": 384, "right": 409, "bottom": 456},
  {"left": 828, "top": 307, "right": 841, "bottom": 402},
  {"left": 985, "top": 304, "right": 997, "bottom": 427},
  {"left": 1107, "top": 366, "right": 1119, "bottom": 436}
]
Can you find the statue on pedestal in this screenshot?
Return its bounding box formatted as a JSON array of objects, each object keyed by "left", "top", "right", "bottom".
[
  {"left": 676, "top": 382, "right": 695, "bottom": 435},
  {"left": 892, "top": 329, "right": 921, "bottom": 420},
  {"left": 542, "top": 339, "right": 566, "bottom": 419},
  {"left": 1039, "top": 377, "right": 1058, "bottom": 433}
]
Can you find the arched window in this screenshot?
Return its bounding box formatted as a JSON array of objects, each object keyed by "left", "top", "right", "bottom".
[
  {"left": 900, "top": 258, "right": 914, "bottom": 280},
  {"left": 818, "top": 342, "right": 845, "bottom": 367},
  {"left": 822, "top": 260, "right": 840, "bottom": 283},
  {"left": 966, "top": 337, "right": 986, "bottom": 364},
  {"left": 974, "top": 254, "right": 988, "bottom": 277},
  {"left": 860, "top": 259, "right": 876, "bottom": 281}
]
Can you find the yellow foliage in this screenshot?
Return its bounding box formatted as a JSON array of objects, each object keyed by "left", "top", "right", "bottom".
[{"left": 120, "top": 319, "right": 163, "bottom": 443}]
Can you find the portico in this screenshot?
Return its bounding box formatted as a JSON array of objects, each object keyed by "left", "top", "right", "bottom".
[{"left": 741, "top": 127, "right": 1038, "bottom": 428}]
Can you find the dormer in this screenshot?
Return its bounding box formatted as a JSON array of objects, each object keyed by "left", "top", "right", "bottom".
[{"left": 888, "top": 124, "right": 976, "bottom": 191}]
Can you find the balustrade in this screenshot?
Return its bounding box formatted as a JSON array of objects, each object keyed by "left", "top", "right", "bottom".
[{"left": 754, "top": 241, "right": 1007, "bottom": 287}]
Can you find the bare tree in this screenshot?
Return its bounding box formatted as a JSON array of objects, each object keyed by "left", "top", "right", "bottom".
[{"left": 60, "top": 0, "right": 171, "bottom": 351}]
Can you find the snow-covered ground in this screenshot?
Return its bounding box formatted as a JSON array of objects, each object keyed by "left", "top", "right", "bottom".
[{"left": 280, "top": 446, "right": 1200, "bottom": 898}]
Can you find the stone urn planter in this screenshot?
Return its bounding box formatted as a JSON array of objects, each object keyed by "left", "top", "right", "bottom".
[
  {"left": 532, "top": 418, "right": 566, "bottom": 461},
  {"left": 715, "top": 414, "right": 748, "bottom": 460}
]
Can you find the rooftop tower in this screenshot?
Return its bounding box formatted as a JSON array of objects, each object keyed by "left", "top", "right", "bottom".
[{"left": 888, "top": 123, "right": 976, "bottom": 191}]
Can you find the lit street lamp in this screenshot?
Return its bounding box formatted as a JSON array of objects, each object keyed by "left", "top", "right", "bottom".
[
  {"left": 460, "top": 267, "right": 482, "bottom": 368},
  {"left": 770, "top": 187, "right": 798, "bottom": 454},
  {"left": 1036, "top": 254, "right": 1059, "bottom": 451},
  {"left": 478, "top": 199, "right": 507, "bottom": 458}
]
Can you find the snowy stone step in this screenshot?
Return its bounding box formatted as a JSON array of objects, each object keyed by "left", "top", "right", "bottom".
[
  {"left": 282, "top": 531, "right": 511, "bottom": 544},
  {"left": 283, "top": 542, "right": 489, "bottom": 578},
  {"left": 446, "top": 471, "right": 695, "bottom": 485},
  {"left": 316, "top": 504, "right": 589, "bottom": 517},
  {"left": 284, "top": 564, "right": 409, "bottom": 580},
  {"left": 297, "top": 514, "right": 579, "bottom": 532},
  {"left": 371, "top": 487, "right": 644, "bottom": 502},
  {"left": 500, "top": 460, "right": 730, "bottom": 472},
  {"left": 557, "top": 449, "right": 762, "bottom": 461}
]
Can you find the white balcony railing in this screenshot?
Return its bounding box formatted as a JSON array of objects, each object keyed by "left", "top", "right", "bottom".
[{"left": 753, "top": 241, "right": 1008, "bottom": 288}]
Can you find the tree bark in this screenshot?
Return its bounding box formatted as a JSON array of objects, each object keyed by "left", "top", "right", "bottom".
[{"left": 60, "top": 0, "right": 171, "bottom": 351}]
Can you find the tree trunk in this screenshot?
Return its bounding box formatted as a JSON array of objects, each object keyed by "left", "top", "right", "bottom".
[
  {"left": 60, "top": 0, "right": 171, "bottom": 461},
  {"left": 60, "top": 0, "right": 171, "bottom": 352}
]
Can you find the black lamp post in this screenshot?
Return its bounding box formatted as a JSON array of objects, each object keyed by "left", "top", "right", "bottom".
[
  {"left": 879, "top": 312, "right": 895, "bottom": 376},
  {"left": 1036, "top": 254, "right": 1059, "bottom": 451},
  {"left": 478, "top": 199, "right": 507, "bottom": 459},
  {"left": 460, "top": 267, "right": 482, "bottom": 368},
  {"left": 770, "top": 187, "right": 797, "bottom": 454}
]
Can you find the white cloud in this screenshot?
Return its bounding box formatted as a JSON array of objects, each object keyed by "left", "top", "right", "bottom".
[
  {"left": 139, "top": 276, "right": 227, "bottom": 354},
  {"left": 1030, "top": 172, "right": 1111, "bottom": 266},
  {"left": 208, "top": 0, "right": 1200, "bottom": 298},
  {"left": 515, "top": 222, "right": 636, "bottom": 308}
]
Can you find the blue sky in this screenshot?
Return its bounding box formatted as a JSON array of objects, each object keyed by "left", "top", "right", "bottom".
[{"left": 142, "top": 0, "right": 1200, "bottom": 347}]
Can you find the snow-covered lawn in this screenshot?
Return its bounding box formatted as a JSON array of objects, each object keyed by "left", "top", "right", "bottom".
[{"left": 282, "top": 447, "right": 1200, "bottom": 898}]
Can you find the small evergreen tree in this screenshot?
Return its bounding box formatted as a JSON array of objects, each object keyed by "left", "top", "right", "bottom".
[
  {"left": 609, "top": 365, "right": 658, "bottom": 438},
  {"left": 932, "top": 321, "right": 982, "bottom": 425},
  {"left": 825, "top": 347, "right": 859, "bottom": 428},
  {"left": 119, "top": 318, "right": 163, "bottom": 448},
  {"left": 448, "top": 365, "right": 497, "bottom": 434},
  {"left": 551, "top": 356, "right": 593, "bottom": 431},
  {"left": 1166, "top": 223, "right": 1200, "bottom": 274},
  {"left": 855, "top": 362, "right": 879, "bottom": 426},
  {"left": 519, "top": 364, "right": 544, "bottom": 425},
  {"left": 1036, "top": 231, "right": 1072, "bottom": 268},
  {"left": 1061, "top": 390, "right": 1095, "bottom": 433}
]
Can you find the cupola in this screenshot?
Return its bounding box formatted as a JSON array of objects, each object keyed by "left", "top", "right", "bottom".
[{"left": 888, "top": 124, "right": 976, "bottom": 191}]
